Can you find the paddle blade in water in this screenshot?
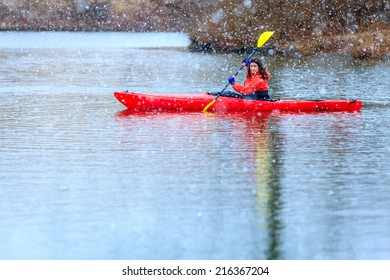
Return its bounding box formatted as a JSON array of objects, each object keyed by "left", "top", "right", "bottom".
[
  {"left": 257, "top": 31, "right": 274, "bottom": 48},
  {"left": 203, "top": 99, "right": 216, "bottom": 112}
]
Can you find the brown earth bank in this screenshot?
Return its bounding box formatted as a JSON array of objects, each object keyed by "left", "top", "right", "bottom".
[{"left": 1, "top": 0, "right": 389, "bottom": 59}]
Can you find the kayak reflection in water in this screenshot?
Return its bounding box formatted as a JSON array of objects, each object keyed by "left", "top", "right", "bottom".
[{"left": 205, "top": 58, "right": 272, "bottom": 100}]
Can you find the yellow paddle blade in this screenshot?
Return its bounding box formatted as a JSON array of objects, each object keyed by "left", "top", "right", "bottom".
[
  {"left": 202, "top": 99, "right": 216, "bottom": 113},
  {"left": 257, "top": 31, "right": 274, "bottom": 48}
]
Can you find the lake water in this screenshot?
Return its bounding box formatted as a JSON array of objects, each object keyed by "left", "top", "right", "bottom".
[{"left": 0, "top": 32, "right": 389, "bottom": 260}]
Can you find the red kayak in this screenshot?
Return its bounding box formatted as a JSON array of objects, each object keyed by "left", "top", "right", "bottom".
[{"left": 114, "top": 91, "right": 362, "bottom": 113}]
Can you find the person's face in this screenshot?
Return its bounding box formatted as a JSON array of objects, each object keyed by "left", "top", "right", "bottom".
[{"left": 250, "top": 62, "right": 259, "bottom": 73}]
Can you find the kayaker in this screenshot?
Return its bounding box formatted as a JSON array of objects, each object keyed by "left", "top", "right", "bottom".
[{"left": 206, "top": 57, "right": 272, "bottom": 100}]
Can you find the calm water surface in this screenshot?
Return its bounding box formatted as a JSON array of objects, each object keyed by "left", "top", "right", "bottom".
[{"left": 0, "top": 32, "right": 389, "bottom": 259}]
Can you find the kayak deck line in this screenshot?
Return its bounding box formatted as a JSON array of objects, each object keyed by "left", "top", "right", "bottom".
[{"left": 114, "top": 91, "right": 362, "bottom": 113}]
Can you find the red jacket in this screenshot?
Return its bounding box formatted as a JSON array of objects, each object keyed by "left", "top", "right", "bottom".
[{"left": 232, "top": 69, "right": 271, "bottom": 95}]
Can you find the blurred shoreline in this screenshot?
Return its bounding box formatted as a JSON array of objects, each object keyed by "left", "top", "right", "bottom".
[{"left": 1, "top": 0, "right": 389, "bottom": 59}]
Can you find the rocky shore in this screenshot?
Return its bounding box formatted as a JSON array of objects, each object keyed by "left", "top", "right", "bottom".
[{"left": 1, "top": 0, "right": 389, "bottom": 59}]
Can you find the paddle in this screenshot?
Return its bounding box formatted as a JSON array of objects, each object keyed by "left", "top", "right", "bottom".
[{"left": 202, "top": 31, "right": 274, "bottom": 113}]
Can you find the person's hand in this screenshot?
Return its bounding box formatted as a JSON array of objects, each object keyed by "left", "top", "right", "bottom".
[
  {"left": 228, "top": 76, "right": 235, "bottom": 84},
  {"left": 242, "top": 58, "right": 250, "bottom": 66}
]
